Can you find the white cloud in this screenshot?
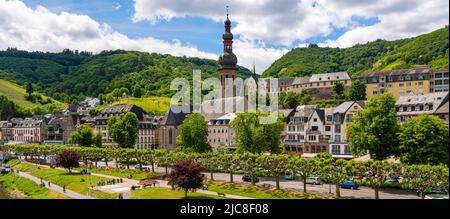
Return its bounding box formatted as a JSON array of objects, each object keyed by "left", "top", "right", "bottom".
[
  {"left": 132, "top": 0, "right": 449, "bottom": 48},
  {"left": 113, "top": 2, "right": 121, "bottom": 10},
  {"left": 0, "top": 0, "right": 216, "bottom": 60}
]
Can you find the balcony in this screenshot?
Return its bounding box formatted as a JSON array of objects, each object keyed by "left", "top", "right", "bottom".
[{"left": 284, "top": 139, "right": 305, "bottom": 143}]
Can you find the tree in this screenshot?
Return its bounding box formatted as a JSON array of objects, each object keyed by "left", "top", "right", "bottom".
[
  {"left": 346, "top": 80, "right": 366, "bottom": 101},
  {"left": 237, "top": 152, "right": 260, "bottom": 185},
  {"left": 360, "top": 161, "right": 401, "bottom": 199},
  {"left": 107, "top": 112, "right": 139, "bottom": 148},
  {"left": 231, "top": 112, "right": 284, "bottom": 154},
  {"left": 347, "top": 93, "right": 400, "bottom": 160},
  {"left": 257, "top": 154, "right": 289, "bottom": 189},
  {"left": 279, "top": 91, "right": 311, "bottom": 109},
  {"left": 0, "top": 95, "right": 16, "bottom": 120},
  {"left": 402, "top": 164, "right": 449, "bottom": 199},
  {"left": 399, "top": 114, "right": 449, "bottom": 165},
  {"left": 26, "top": 82, "right": 34, "bottom": 97},
  {"left": 219, "top": 154, "right": 238, "bottom": 183},
  {"left": 132, "top": 85, "right": 144, "bottom": 98},
  {"left": 333, "top": 81, "right": 345, "bottom": 99},
  {"left": 320, "top": 159, "right": 353, "bottom": 198},
  {"left": 168, "top": 159, "right": 205, "bottom": 199},
  {"left": 176, "top": 113, "right": 211, "bottom": 153},
  {"left": 289, "top": 156, "right": 320, "bottom": 192},
  {"left": 93, "top": 132, "right": 103, "bottom": 148},
  {"left": 55, "top": 150, "right": 81, "bottom": 172},
  {"left": 68, "top": 124, "right": 94, "bottom": 147}
]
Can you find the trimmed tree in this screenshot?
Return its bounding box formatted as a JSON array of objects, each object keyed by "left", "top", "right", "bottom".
[
  {"left": 289, "top": 156, "right": 320, "bottom": 193},
  {"left": 347, "top": 93, "right": 400, "bottom": 160},
  {"left": 257, "top": 154, "right": 289, "bottom": 190},
  {"left": 360, "top": 160, "right": 401, "bottom": 199},
  {"left": 399, "top": 114, "right": 449, "bottom": 165},
  {"left": 168, "top": 159, "right": 205, "bottom": 199},
  {"left": 320, "top": 159, "right": 353, "bottom": 198},
  {"left": 107, "top": 112, "right": 139, "bottom": 148},
  {"left": 237, "top": 152, "right": 260, "bottom": 185},
  {"left": 56, "top": 150, "right": 81, "bottom": 173},
  {"left": 176, "top": 113, "right": 211, "bottom": 153},
  {"left": 402, "top": 164, "right": 449, "bottom": 199}
]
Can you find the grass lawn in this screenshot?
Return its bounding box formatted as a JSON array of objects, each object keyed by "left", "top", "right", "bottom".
[
  {"left": 204, "top": 180, "right": 333, "bottom": 199},
  {"left": 75, "top": 166, "right": 164, "bottom": 180},
  {"left": 0, "top": 173, "right": 69, "bottom": 199},
  {"left": 10, "top": 161, "right": 116, "bottom": 199},
  {"left": 130, "top": 187, "right": 229, "bottom": 199}
]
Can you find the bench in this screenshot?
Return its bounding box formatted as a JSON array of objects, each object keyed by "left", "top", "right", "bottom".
[{"left": 217, "top": 192, "right": 226, "bottom": 197}]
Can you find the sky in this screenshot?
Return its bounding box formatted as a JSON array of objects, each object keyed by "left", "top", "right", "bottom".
[{"left": 0, "top": 0, "right": 448, "bottom": 73}]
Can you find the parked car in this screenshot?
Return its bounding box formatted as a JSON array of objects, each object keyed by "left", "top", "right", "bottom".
[
  {"left": 305, "top": 177, "right": 323, "bottom": 185},
  {"left": 0, "top": 166, "right": 11, "bottom": 174},
  {"left": 417, "top": 188, "right": 448, "bottom": 197},
  {"left": 340, "top": 181, "right": 359, "bottom": 189},
  {"left": 242, "top": 175, "right": 259, "bottom": 183},
  {"left": 384, "top": 178, "right": 400, "bottom": 184},
  {"left": 284, "top": 171, "right": 296, "bottom": 180}
]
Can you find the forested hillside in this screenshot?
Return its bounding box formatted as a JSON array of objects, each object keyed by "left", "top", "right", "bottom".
[
  {"left": 262, "top": 27, "right": 449, "bottom": 78},
  {"left": 0, "top": 49, "right": 252, "bottom": 103}
]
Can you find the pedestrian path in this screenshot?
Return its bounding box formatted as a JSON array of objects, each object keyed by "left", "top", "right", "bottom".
[
  {"left": 13, "top": 170, "right": 94, "bottom": 199},
  {"left": 20, "top": 160, "right": 253, "bottom": 199}
]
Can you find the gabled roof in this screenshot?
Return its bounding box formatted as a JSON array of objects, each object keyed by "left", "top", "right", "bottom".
[
  {"left": 102, "top": 105, "right": 136, "bottom": 114},
  {"left": 292, "top": 105, "right": 317, "bottom": 118},
  {"left": 333, "top": 101, "right": 365, "bottom": 114},
  {"left": 278, "top": 77, "right": 295, "bottom": 87},
  {"left": 435, "top": 101, "right": 449, "bottom": 114},
  {"left": 161, "top": 105, "right": 192, "bottom": 126}
]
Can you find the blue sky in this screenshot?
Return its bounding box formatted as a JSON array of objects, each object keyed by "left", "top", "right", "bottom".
[{"left": 1, "top": 0, "right": 448, "bottom": 73}]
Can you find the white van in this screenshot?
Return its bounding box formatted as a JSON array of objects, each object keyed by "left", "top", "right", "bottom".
[{"left": 305, "top": 177, "right": 322, "bottom": 185}]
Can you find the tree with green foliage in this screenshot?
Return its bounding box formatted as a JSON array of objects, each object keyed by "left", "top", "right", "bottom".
[
  {"left": 176, "top": 113, "right": 211, "bottom": 153},
  {"left": 231, "top": 112, "right": 284, "bottom": 154},
  {"left": 398, "top": 114, "right": 449, "bottom": 165},
  {"left": 348, "top": 93, "right": 400, "bottom": 160},
  {"left": 68, "top": 124, "right": 94, "bottom": 147},
  {"left": 333, "top": 81, "right": 345, "bottom": 99},
  {"left": 279, "top": 90, "right": 312, "bottom": 109},
  {"left": 0, "top": 95, "right": 16, "bottom": 120},
  {"left": 93, "top": 132, "right": 102, "bottom": 148},
  {"left": 257, "top": 154, "right": 289, "bottom": 189},
  {"left": 107, "top": 112, "right": 139, "bottom": 148},
  {"left": 132, "top": 85, "right": 144, "bottom": 98},
  {"left": 360, "top": 161, "right": 401, "bottom": 199},
  {"left": 26, "top": 82, "right": 34, "bottom": 97},
  {"left": 219, "top": 154, "right": 239, "bottom": 183},
  {"left": 237, "top": 152, "right": 260, "bottom": 185},
  {"left": 402, "top": 164, "right": 449, "bottom": 199},
  {"left": 289, "top": 156, "right": 320, "bottom": 192},
  {"left": 346, "top": 80, "right": 366, "bottom": 101},
  {"left": 320, "top": 159, "right": 353, "bottom": 198}
]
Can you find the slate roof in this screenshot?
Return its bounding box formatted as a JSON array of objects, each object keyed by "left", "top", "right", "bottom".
[
  {"left": 102, "top": 105, "right": 135, "bottom": 114},
  {"left": 309, "top": 72, "right": 350, "bottom": 83},
  {"left": 292, "top": 77, "right": 310, "bottom": 85},
  {"left": 292, "top": 105, "right": 317, "bottom": 118},
  {"left": 161, "top": 105, "right": 192, "bottom": 126},
  {"left": 435, "top": 101, "right": 449, "bottom": 114}
]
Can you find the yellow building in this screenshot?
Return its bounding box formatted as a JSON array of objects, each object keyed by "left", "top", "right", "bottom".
[
  {"left": 333, "top": 101, "right": 365, "bottom": 143},
  {"left": 355, "top": 66, "right": 450, "bottom": 100}
]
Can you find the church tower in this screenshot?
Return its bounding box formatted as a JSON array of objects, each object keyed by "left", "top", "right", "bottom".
[{"left": 219, "top": 7, "right": 238, "bottom": 98}]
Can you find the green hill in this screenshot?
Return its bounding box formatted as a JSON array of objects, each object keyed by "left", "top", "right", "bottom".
[
  {"left": 0, "top": 49, "right": 252, "bottom": 103},
  {"left": 107, "top": 96, "right": 171, "bottom": 116},
  {"left": 0, "top": 78, "right": 39, "bottom": 108},
  {"left": 262, "top": 27, "right": 449, "bottom": 78}
]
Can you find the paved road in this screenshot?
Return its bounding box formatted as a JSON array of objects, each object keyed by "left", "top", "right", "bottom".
[
  {"left": 13, "top": 170, "right": 93, "bottom": 199},
  {"left": 94, "top": 162, "right": 419, "bottom": 199}
]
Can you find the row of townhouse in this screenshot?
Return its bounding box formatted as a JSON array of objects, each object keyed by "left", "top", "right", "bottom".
[{"left": 260, "top": 65, "right": 448, "bottom": 101}]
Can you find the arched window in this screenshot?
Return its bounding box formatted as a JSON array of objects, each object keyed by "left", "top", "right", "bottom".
[{"left": 169, "top": 128, "right": 173, "bottom": 145}]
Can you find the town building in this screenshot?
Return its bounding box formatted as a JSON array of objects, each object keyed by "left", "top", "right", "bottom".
[
  {"left": 159, "top": 106, "right": 191, "bottom": 150},
  {"left": 207, "top": 113, "right": 236, "bottom": 150},
  {"left": 395, "top": 92, "right": 449, "bottom": 123},
  {"left": 434, "top": 100, "right": 449, "bottom": 124},
  {"left": 354, "top": 65, "right": 447, "bottom": 100},
  {"left": 137, "top": 115, "right": 163, "bottom": 149},
  {"left": 11, "top": 116, "right": 49, "bottom": 143},
  {"left": 43, "top": 115, "right": 77, "bottom": 145}
]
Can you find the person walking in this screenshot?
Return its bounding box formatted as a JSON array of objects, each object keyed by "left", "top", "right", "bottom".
[
  {"left": 63, "top": 185, "right": 66, "bottom": 193},
  {"left": 48, "top": 181, "right": 51, "bottom": 187}
]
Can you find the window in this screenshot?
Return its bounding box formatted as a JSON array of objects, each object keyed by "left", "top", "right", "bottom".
[
  {"left": 327, "top": 115, "right": 332, "bottom": 121},
  {"left": 406, "top": 82, "right": 411, "bottom": 87},
  {"left": 373, "top": 91, "right": 378, "bottom": 94},
  {"left": 325, "top": 126, "right": 331, "bottom": 131},
  {"left": 335, "top": 125, "right": 341, "bottom": 133},
  {"left": 399, "top": 83, "right": 404, "bottom": 87},
  {"left": 332, "top": 145, "right": 340, "bottom": 155},
  {"left": 313, "top": 118, "right": 317, "bottom": 122},
  {"left": 308, "top": 135, "right": 317, "bottom": 141},
  {"left": 344, "top": 145, "right": 351, "bottom": 154},
  {"left": 334, "top": 135, "right": 341, "bottom": 142},
  {"left": 418, "top": 82, "right": 424, "bottom": 86}
]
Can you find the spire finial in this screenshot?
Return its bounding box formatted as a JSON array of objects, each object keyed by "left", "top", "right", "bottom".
[{"left": 226, "top": 5, "right": 229, "bottom": 17}]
